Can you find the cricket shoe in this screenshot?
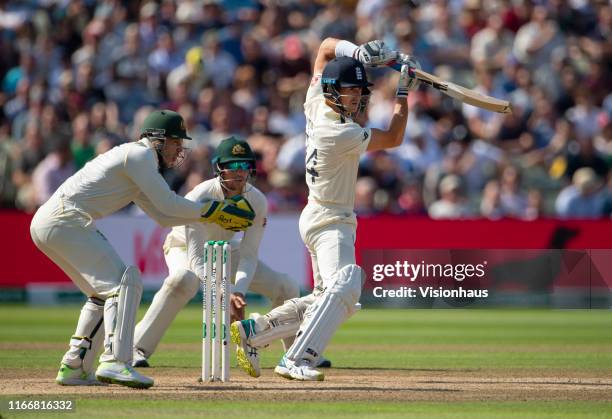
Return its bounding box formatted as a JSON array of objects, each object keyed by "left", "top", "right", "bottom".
[
  {"left": 55, "top": 363, "right": 106, "bottom": 386},
  {"left": 95, "top": 361, "right": 154, "bottom": 389},
  {"left": 132, "top": 348, "right": 150, "bottom": 368},
  {"left": 230, "top": 319, "right": 260, "bottom": 378},
  {"left": 274, "top": 356, "right": 324, "bottom": 381}
]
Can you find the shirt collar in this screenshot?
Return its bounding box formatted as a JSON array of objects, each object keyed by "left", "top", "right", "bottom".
[{"left": 139, "top": 137, "right": 159, "bottom": 166}]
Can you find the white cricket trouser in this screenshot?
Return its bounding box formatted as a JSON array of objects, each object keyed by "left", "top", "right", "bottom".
[
  {"left": 299, "top": 203, "right": 357, "bottom": 291},
  {"left": 246, "top": 203, "right": 358, "bottom": 350},
  {"left": 30, "top": 196, "right": 131, "bottom": 371},
  {"left": 274, "top": 202, "right": 359, "bottom": 362},
  {"left": 30, "top": 196, "right": 126, "bottom": 299}
]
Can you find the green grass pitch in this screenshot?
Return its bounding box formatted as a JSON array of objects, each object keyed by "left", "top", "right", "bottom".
[{"left": 1, "top": 305, "right": 611, "bottom": 418}]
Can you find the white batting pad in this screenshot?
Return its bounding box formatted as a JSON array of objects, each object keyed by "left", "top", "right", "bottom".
[
  {"left": 103, "top": 266, "right": 143, "bottom": 363},
  {"left": 249, "top": 321, "right": 298, "bottom": 348},
  {"left": 285, "top": 264, "right": 363, "bottom": 364},
  {"left": 248, "top": 294, "right": 316, "bottom": 348}
]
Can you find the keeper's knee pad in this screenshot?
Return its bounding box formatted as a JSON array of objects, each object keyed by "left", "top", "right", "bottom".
[{"left": 104, "top": 266, "right": 143, "bottom": 363}]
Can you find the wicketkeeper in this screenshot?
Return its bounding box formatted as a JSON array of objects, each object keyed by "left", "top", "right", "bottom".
[
  {"left": 30, "top": 110, "right": 254, "bottom": 389},
  {"left": 132, "top": 136, "right": 301, "bottom": 377}
]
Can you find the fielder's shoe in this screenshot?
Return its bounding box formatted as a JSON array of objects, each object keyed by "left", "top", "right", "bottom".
[
  {"left": 56, "top": 363, "right": 106, "bottom": 386},
  {"left": 317, "top": 356, "right": 332, "bottom": 368},
  {"left": 230, "top": 319, "right": 260, "bottom": 378},
  {"left": 95, "top": 361, "right": 154, "bottom": 389},
  {"left": 132, "top": 348, "right": 150, "bottom": 368},
  {"left": 274, "top": 356, "right": 324, "bottom": 381}
]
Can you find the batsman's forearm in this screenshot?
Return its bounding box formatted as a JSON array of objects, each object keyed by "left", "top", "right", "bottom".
[
  {"left": 321, "top": 38, "right": 340, "bottom": 59},
  {"left": 314, "top": 38, "right": 341, "bottom": 74},
  {"left": 369, "top": 98, "right": 408, "bottom": 151},
  {"left": 389, "top": 98, "right": 409, "bottom": 146}
]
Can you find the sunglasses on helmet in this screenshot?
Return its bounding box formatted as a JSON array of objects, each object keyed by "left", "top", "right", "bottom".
[{"left": 223, "top": 161, "right": 253, "bottom": 171}]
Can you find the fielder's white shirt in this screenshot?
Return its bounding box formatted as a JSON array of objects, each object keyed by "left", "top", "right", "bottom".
[
  {"left": 52, "top": 138, "right": 202, "bottom": 224},
  {"left": 302, "top": 76, "right": 371, "bottom": 228},
  {"left": 164, "top": 178, "right": 268, "bottom": 296}
]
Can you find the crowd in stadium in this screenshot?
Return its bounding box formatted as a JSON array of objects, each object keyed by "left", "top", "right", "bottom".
[{"left": 0, "top": 0, "right": 610, "bottom": 218}]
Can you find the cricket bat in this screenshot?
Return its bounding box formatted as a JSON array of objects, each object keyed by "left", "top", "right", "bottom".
[{"left": 390, "top": 62, "right": 512, "bottom": 114}]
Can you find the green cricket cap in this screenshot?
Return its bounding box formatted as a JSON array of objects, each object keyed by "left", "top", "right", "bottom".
[
  {"left": 213, "top": 136, "right": 255, "bottom": 165},
  {"left": 141, "top": 109, "right": 192, "bottom": 140}
]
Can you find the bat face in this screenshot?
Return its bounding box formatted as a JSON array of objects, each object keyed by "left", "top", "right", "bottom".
[
  {"left": 413, "top": 69, "right": 512, "bottom": 114},
  {"left": 412, "top": 70, "right": 447, "bottom": 91},
  {"left": 445, "top": 81, "right": 513, "bottom": 114},
  {"left": 389, "top": 62, "right": 512, "bottom": 114}
]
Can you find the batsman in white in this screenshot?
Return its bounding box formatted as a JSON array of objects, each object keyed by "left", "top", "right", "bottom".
[
  {"left": 231, "top": 38, "right": 420, "bottom": 380},
  {"left": 131, "top": 136, "right": 301, "bottom": 378},
  {"left": 30, "top": 110, "right": 255, "bottom": 389}
]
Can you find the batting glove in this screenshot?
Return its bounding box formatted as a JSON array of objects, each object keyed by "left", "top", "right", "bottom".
[
  {"left": 396, "top": 54, "right": 421, "bottom": 97},
  {"left": 354, "top": 40, "right": 398, "bottom": 67}
]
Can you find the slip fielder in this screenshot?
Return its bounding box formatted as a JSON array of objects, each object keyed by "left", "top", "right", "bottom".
[
  {"left": 231, "top": 38, "right": 420, "bottom": 380},
  {"left": 30, "top": 110, "right": 254, "bottom": 389},
  {"left": 132, "top": 137, "right": 300, "bottom": 377}
]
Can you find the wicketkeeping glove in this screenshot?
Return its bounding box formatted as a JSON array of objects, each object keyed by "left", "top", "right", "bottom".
[
  {"left": 200, "top": 195, "right": 255, "bottom": 232},
  {"left": 396, "top": 54, "right": 421, "bottom": 97},
  {"left": 354, "top": 40, "right": 398, "bottom": 67}
]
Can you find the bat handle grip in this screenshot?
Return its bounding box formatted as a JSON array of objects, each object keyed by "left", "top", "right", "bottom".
[{"left": 389, "top": 61, "right": 402, "bottom": 72}]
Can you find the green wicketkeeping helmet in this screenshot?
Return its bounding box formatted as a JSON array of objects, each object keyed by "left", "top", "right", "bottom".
[
  {"left": 141, "top": 109, "right": 192, "bottom": 141},
  {"left": 212, "top": 136, "right": 256, "bottom": 167}
]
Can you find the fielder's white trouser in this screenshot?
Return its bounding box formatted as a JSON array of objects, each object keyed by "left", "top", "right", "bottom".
[
  {"left": 248, "top": 213, "right": 359, "bottom": 350},
  {"left": 133, "top": 245, "right": 299, "bottom": 357},
  {"left": 30, "top": 196, "right": 143, "bottom": 370}
]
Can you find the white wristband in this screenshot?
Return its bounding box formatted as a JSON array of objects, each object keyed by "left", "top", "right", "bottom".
[{"left": 335, "top": 40, "right": 359, "bottom": 59}]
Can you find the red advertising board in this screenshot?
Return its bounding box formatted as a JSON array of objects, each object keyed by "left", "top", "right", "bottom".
[{"left": 1, "top": 211, "right": 611, "bottom": 290}]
